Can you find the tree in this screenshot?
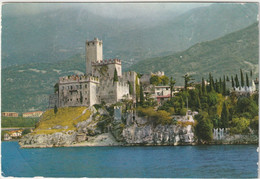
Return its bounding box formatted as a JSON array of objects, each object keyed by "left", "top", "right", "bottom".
[
  {"left": 169, "top": 77, "right": 176, "bottom": 98},
  {"left": 80, "top": 92, "right": 83, "bottom": 104},
  {"left": 202, "top": 77, "right": 206, "bottom": 95},
  {"left": 236, "top": 97, "right": 258, "bottom": 118},
  {"left": 140, "top": 83, "right": 144, "bottom": 105},
  {"left": 195, "top": 112, "right": 213, "bottom": 142},
  {"left": 250, "top": 70, "right": 253, "bottom": 77},
  {"left": 219, "top": 77, "right": 222, "bottom": 93},
  {"left": 220, "top": 102, "right": 229, "bottom": 128},
  {"left": 160, "top": 75, "right": 169, "bottom": 85},
  {"left": 22, "top": 129, "right": 31, "bottom": 135},
  {"left": 183, "top": 74, "right": 194, "bottom": 90},
  {"left": 226, "top": 76, "right": 229, "bottom": 81},
  {"left": 222, "top": 75, "right": 226, "bottom": 96},
  {"left": 230, "top": 117, "right": 250, "bottom": 134},
  {"left": 128, "top": 81, "right": 133, "bottom": 95},
  {"left": 54, "top": 83, "right": 59, "bottom": 93},
  {"left": 54, "top": 105, "right": 58, "bottom": 114},
  {"left": 150, "top": 75, "right": 161, "bottom": 86},
  {"left": 240, "top": 69, "right": 244, "bottom": 87},
  {"left": 215, "top": 79, "right": 219, "bottom": 93},
  {"left": 231, "top": 76, "right": 235, "bottom": 89},
  {"left": 113, "top": 68, "right": 118, "bottom": 82},
  {"left": 246, "top": 73, "right": 249, "bottom": 87},
  {"left": 208, "top": 73, "right": 214, "bottom": 92},
  {"left": 235, "top": 74, "right": 240, "bottom": 88}
]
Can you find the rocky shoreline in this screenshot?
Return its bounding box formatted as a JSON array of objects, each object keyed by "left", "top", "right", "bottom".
[{"left": 18, "top": 107, "right": 258, "bottom": 148}]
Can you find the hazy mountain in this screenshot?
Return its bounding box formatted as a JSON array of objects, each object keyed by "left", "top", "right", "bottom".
[
  {"left": 2, "top": 3, "right": 258, "bottom": 68},
  {"left": 129, "top": 22, "right": 259, "bottom": 85},
  {"left": 2, "top": 22, "right": 258, "bottom": 113}
]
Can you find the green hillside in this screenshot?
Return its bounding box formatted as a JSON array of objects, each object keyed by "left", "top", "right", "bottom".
[
  {"left": 2, "top": 3, "right": 258, "bottom": 69},
  {"left": 2, "top": 55, "right": 85, "bottom": 113},
  {"left": 129, "top": 22, "right": 259, "bottom": 85}
]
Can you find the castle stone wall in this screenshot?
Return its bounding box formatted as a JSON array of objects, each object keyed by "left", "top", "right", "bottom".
[{"left": 86, "top": 38, "right": 103, "bottom": 75}]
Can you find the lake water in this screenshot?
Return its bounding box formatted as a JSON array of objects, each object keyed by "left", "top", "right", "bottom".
[{"left": 1, "top": 141, "right": 258, "bottom": 178}]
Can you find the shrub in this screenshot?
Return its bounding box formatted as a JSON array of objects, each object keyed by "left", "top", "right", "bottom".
[
  {"left": 177, "top": 121, "right": 195, "bottom": 127},
  {"left": 230, "top": 117, "right": 250, "bottom": 134},
  {"left": 250, "top": 116, "right": 259, "bottom": 134},
  {"left": 179, "top": 108, "right": 187, "bottom": 116},
  {"left": 22, "top": 129, "right": 31, "bottom": 135}
]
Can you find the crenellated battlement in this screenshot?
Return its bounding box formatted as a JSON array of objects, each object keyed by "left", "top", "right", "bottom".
[
  {"left": 59, "top": 74, "right": 99, "bottom": 84},
  {"left": 55, "top": 37, "right": 136, "bottom": 108},
  {"left": 92, "top": 59, "right": 121, "bottom": 66}
]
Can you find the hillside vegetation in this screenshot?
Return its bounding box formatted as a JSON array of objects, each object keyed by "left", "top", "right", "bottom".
[
  {"left": 129, "top": 22, "right": 259, "bottom": 84},
  {"left": 2, "top": 23, "right": 258, "bottom": 113},
  {"left": 2, "top": 117, "right": 39, "bottom": 128},
  {"left": 2, "top": 3, "right": 257, "bottom": 68},
  {"left": 2, "top": 55, "right": 85, "bottom": 113},
  {"left": 33, "top": 107, "right": 91, "bottom": 134}
]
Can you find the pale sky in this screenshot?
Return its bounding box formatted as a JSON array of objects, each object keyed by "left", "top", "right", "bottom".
[{"left": 2, "top": 3, "right": 211, "bottom": 19}]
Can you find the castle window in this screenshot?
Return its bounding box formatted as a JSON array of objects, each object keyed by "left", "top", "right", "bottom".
[
  {"left": 85, "top": 84, "right": 87, "bottom": 88},
  {"left": 92, "top": 42, "right": 94, "bottom": 45},
  {"left": 85, "top": 98, "right": 87, "bottom": 100},
  {"left": 70, "top": 99, "right": 72, "bottom": 101},
  {"left": 71, "top": 86, "right": 73, "bottom": 90},
  {"left": 80, "top": 85, "right": 82, "bottom": 89}
]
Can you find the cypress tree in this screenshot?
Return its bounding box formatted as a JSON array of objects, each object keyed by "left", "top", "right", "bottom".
[
  {"left": 246, "top": 73, "right": 250, "bottom": 87},
  {"left": 215, "top": 79, "right": 219, "bottom": 93},
  {"left": 202, "top": 77, "right": 206, "bottom": 95},
  {"left": 235, "top": 74, "right": 240, "bottom": 88},
  {"left": 209, "top": 73, "right": 213, "bottom": 92},
  {"left": 212, "top": 76, "right": 215, "bottom": 91},
  {"left": 226, "top": 76, "right": 229, "bottom": 81},
  {"left": 221, "top": 102, "right": 229, "bottom": 128},
  {"left": 54, "top": 105, "right": 58, "bottom": 114},
  {"left": 170, "top": 77, "right": 176, "bottom": 98},
  {"left": 240, "top": 69, "right": 244, "bottom": 87},
  {"left": 219, "top": 77, "right": 222, "bottom": 93},
  {"left": 113, "top": 68, "right": 118, "bottom": 82},
  {"left": 128, "top": 81, "right": 133, "bottom": 95},
  {"left": 231, "top": 76, "right": 234, "bottom": 89},
  {"left": 250, "top": 70, "right": 253, "bottom": 77},
  {"left": 199, "top": 85, "right": 202, "bottom": 98},
  {"left": 222, "top": 75, "right": 226, "bottom": 95}
]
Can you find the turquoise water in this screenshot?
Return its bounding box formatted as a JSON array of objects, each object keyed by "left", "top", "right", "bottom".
[{"left": 1, "top": 141, "right": 258, "bottom": 178}]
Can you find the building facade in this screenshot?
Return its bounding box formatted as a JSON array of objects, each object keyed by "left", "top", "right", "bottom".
[
  {"left": 22, "top": 111, "right": 44, "bottom": 118},
  {"left": 50, "top": 38, "right": 139, "bottom": 108},
  {"left": 2, "top": 112, "right": 19, "bottom": 117}
]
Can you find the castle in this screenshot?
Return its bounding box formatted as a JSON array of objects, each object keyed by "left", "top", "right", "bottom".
[{"left": 49, "top": 38, "right": 138, "bottom": 108}]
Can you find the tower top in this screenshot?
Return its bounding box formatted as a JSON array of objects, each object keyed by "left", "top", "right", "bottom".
[{"left": 86, "top": 37, "right": 103, "bottom": 44}]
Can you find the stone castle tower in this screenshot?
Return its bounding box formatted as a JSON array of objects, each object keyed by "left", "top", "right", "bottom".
[
  {"left": 49, "top": 38, "right": 139, "bottom": 109},
  {"left": 86, "top": 37, "right": 103, "bottom": 75}
]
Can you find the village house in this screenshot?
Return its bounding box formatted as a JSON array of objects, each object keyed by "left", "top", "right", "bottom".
[
  {"left": 2, "top": 112, "right": 19, "bottom": 117},
  {"left": 22, "top": 111, "right": 44, "bottom": 118}
]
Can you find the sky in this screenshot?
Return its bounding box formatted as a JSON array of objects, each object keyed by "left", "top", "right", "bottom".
[{"left": 2, "top": 3, "right": 211, "bottom": 19}]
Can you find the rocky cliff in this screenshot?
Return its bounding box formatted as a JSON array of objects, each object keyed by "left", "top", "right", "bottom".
[{"left": 19, "top": 107, "right": 196, "bottom": 148}]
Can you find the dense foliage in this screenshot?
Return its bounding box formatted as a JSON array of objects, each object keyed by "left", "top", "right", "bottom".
[{"left": 2, "top": 117, "right": 40, "bottom": 128}]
